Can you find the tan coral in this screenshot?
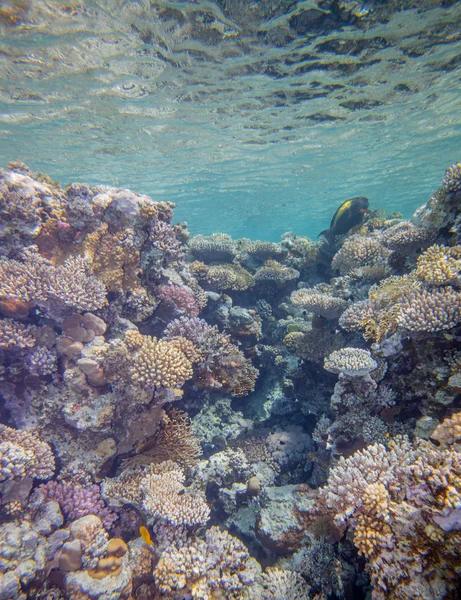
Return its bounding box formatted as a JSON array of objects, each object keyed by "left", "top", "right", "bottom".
[
  {"left": 140, "top": 460, "right": 210, "bottom": 527},
  {"left": 0, "top": 319, "right": 36, "bottom": 349},
  {"left": 290, "top": 288, "right": 348, "bottom": 319},
  {"left": 331, "top": 235, "right": 388, "bottom": 275},
  {"left": 431, "top": 412, "right": 461, "bottom": 447},
  {"left": 190, "top": 261, "right": 254, "bottom": 291},
  {"left": 128, "top": 332, "right": 193, "bottom": 390},
  {"left": 0, "top": 424, "right": 55, "bottom": 482},
  {"left": 83, "top": 223, "right": 142, "bottom": 292},
  {"left": 415, "top": 244, "right": 461, "bottom": 287}
]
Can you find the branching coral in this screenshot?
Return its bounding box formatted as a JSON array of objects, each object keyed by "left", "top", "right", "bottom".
[
  {"left": 431, "top": 412, "right": 461, "bottom": 447},
  {"left": 381, "top": 221, "right": 435, "bottom": 250},
  {"left": 122, "top": 408, "right": 202, "bottom": 469},
  {"left": 164, "top": 317, "right": 258, "bottom": 397},
  {"left": 158, "top": 284, "right": 200, "bottom": 317},
  {"left": 414, "top": 244, "right": 461, "bottom": 287},
  {"left": 395, "top": 286, "right": 461, "bottom": 333},
  {"left": 331, "top": 234, "right": 389, "bottom": 275},
  {"left": 290, "top": 288, "right": 348, "bottom": 319},
  {"left": 154, "top": 526, "right": 256, "bottom": 599},
  {"left": 126, "top": 330, "right": 194, "bottom": 391},
  {"left": 316, "top": 436, "right": 461, "bottom": 599},
  {"left": 0, "top": 251, "right": 107, "bottom": 315},
  {"left": 0, "top": 319, "right": 36, "bottom": 349},
  {"left": 0, "top": 424, "right": 55, "bottom": 482},
  {"left": 140, "top": 460, "right": 210, "bottom": 527},
  {"left": 36, "top": 481, "right": 117, "bottom": 529},
  {"left": 262, "top": 568, "right": 310, "bottom": 600},
  {"left": 442, "top": 161, "right": 461, "bottom": 193}
]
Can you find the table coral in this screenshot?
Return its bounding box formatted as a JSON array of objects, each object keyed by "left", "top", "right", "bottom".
[
  {"left": 324, "top": 348, "right": 377, "bottom": 377},
  {"left": 188, "top": 233, "right": 237, "bottom": 261},
  {"left": 254, "top": 260, "right": 299, "bottom": 286},
  {"left": 290, "top": 288, "right": 348, "bottom": 319}
]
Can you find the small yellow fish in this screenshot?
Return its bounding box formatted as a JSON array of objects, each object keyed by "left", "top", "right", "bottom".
[{"left": 139, "top": 525, "right": 153, "bottom": 546}]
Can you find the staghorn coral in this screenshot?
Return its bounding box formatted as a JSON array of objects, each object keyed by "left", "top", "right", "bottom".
[
  {"left": 316, "top": 436, "right": 461, "bottom": 599},
  {"left": 442, "top": 161, "right": 461, "bottom": 193},
  {"left": 324, "top": 348, "right": 377, "bottom": 377},
  {"left": 126, "top": 330, "right": 193, "bottom": 391},
  {"left": 414, "top": 244, "right": 461, "bottom": 287},
  {"left": 290, "top": 288, "right": 348, "bottom": 319},
  {"left": 331, "top": 234, "right": 389, "bottom": 275},
  {"left": 396, "top": 286, "right": 461, "bottom": 333},
  {"left": 154, "top": 526, "right": 257, "bottom": 599},
  {"left": 188, "top": 233, "right": 237, "bottom": 261},
  {"left": 254, "top": 260, "right": 299, "bottom": 286},
  {"left": 190, "top": 261, "right": 254, "bottom": 291},
  {"left": 262, "top": 568, "right": 310, "bottom": 600},
  {"left": 140, "top": 460, "right": 210, "bottom": 527},
  {"left": 0, "top": 251, "right": 107, "bottom": 316},
  {"left": 122, "top": 408, "right": 202, "bottom": 470},
  {"left": 0, "top": 424, "right": 55, "bottom": 483}
]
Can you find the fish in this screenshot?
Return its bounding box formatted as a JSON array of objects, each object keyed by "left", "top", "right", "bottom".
[
  {"left": 139, "top": 525, "right": 154, "bottom": 546},
  {"left": 319, "top": 196, "right": 370, "bottom": 240}
]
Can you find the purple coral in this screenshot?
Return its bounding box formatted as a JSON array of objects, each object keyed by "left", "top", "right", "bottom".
[
  {"left": 36, "top": 480, "right": 117, "bottom": 529},
  {"left": 158, "top": 285, "right": 200, "bottom": 317}
]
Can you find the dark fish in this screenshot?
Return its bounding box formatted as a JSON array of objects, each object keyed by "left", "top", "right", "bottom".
[{"left": 319, "top": 196, "right": 369, "bottom": 240}]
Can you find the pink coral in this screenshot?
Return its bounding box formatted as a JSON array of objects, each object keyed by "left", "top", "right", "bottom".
[{"left": 158, "top": 284, "right": 200, "bottom": 317}]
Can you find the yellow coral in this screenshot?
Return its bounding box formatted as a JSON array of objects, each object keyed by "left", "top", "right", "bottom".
[
  {"left": 431, "top": 412, "right": 461, "bottom": 447},
  {"left": 128, "top": 332, "right": 193, "bottom": 390},
  {"left": 83, "top": 223, "right": 141, "bottom": 292},
  {"left": 415, "top": 244, "right": 461, "bottom": 286}
]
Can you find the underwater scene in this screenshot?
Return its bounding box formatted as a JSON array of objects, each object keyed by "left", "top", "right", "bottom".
[{"left": 1, "top": 1, "right": 461, "bottom": 599}]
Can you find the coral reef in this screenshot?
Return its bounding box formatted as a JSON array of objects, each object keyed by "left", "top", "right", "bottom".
[{"left": 1, "top": 161, "right": 461, "bottom": 599}]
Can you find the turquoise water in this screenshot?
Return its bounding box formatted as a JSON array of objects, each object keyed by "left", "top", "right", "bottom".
[{"left": 1, "top": 0, "right": 461, "bottom": 240}]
